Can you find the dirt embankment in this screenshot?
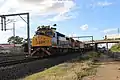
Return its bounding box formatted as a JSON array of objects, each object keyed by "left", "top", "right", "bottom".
[
  {"left": 82, "top": 61, "right": 120, "bottom": 80},
  {"left": 82, "top": 53, "right": 120, "bottom": 80},
  {"left": 24, "top": 51, "right": 102, "bottom": 80},
  {"left": 24, "top": 51, "right": 120, "bottom": 80}
]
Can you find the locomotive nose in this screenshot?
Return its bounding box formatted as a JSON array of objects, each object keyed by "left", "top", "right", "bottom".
[{"left": 32, "top": 35, "right": 52, "bottom": 47}]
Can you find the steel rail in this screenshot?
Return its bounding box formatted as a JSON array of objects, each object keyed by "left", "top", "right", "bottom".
[{"left": 0, "top": 56, "right": 39, "bottom": 67}]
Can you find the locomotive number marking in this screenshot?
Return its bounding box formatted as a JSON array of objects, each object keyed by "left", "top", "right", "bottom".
[
  {"left": 33, "top": 36, "right": 52, "bottom": 46},
  {"left": 36, "top": 40, "right": 50, "bottom": 45},
  {"left": 36, "top": 38, "right": 50, "bottom": 44}
]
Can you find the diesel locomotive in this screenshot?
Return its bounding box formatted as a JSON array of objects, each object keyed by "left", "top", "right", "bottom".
[{"left": 23, "top": 24, "right": 93, "bottom": 57}]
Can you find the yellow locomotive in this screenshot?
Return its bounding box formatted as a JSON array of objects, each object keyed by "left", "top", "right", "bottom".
[
  {"left": 32, "top": 26, "right": 54, "bottom": 47},
  {"left": 23, "top": 24, "right": 92, "bottom": 57}
]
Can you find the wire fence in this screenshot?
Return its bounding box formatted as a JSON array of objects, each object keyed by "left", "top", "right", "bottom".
[{"left": 98, "top": 50, "right": 120, "bottom": 60}]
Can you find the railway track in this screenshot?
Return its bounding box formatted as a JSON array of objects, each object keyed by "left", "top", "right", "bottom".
[
  {"left": 0, "top": 56, "right": 39, "bottom": 67},
  {"left": 0, "top": 51, "right": 85, "bottom": 68},
  {"left": 0, "top": 53, "right": 28, "bottom": 57},
  {"left": 0, "top": 52, "right": 80, "bottom": 67},
  {"left": 0, "top": 52, "right": 84, "bottom": 80},
  {"left": 0, "top": 53, "right": 71, "bottom": 67}
]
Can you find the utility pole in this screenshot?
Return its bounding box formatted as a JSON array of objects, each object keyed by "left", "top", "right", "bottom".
[
  {"left": 118, "top": 28, "right": 119, "bottom": 35},
  {"left": 13, "top": 22, "right": 15, "bottom": 47},
  {"left": 13, "top": 22, "right": 15, "bottom": 37}
]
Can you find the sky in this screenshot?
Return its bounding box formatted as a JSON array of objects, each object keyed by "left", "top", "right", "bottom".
[{"left": 0, "top": 0, "right": 120, "bottom": 43}]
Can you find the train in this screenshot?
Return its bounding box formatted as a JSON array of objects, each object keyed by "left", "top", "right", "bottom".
[{"left": 23, "top": 24, "right": 93, "bottom": 57}]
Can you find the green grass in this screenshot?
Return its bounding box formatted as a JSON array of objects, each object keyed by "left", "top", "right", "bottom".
[
  {"left": 23, "top": 51, "right": 101, "bottom": 80},
  {"left": 110, "top": 44, "right": 120, "bottom": 52}
]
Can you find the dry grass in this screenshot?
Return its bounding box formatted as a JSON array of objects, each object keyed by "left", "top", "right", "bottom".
[{"left": 24, "top": 51, "right": 101, "bottom": 80}]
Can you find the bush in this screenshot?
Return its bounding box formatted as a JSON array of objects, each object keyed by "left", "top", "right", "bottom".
[
  {"left": 110, "top": 44, "right": 120, "bottom": 52},
  {"left": 88, "top": 52, "right": 101, "bottom": 59}
]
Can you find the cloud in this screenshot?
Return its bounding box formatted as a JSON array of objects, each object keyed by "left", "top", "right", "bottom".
[
  {"left": 0, "top": 0, "right": 77, "bottom": 21},
  {"left": 0, "top": 31, "right": 13, "bottom": 44},
  {"left": 48, "top": 11, "right": 77, "bottom": 22},
  {"left": 97, "top": 1, "right": 113, "bottom": 6},
  {"left": 80, "top": 24, "right": 88, "bottom": 31},
  {"left": 0, "top": 0, "right": 5, "bottom": 5},
  {"left": 90, "top": 1, "right": 113, "bottom": 8},
  {"left": 93, "top": 28, "right": 98, "bottom": 30},
  {"left": 0, "top": 0, "right": 77, "bottom": 43},
  {"left": 102, "top": 28, "right": 117, "bottom": 34},
  {"left": 69, "top": 33, "right": 79, "bottom": 40},
  {"left": 69, "top": 33, "right": 77, "bottom": 37},
  {"left": 47, "top": 1, "right": 78, "bottom": 22}
]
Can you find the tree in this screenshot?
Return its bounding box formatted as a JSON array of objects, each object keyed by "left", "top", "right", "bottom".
[{"left": 8, "top": 36, "right": 24, "bottom": 44}]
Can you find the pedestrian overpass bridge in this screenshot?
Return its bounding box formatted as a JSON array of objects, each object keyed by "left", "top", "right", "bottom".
[
  {"left": 84, "top": 40, "right": 120, "bottom": 44},
  {"left": 83, "top": 40, "right": 120, "bottom": 51},
  {"left": 71, "top": 36, "right": 120, "bottom": 51}
]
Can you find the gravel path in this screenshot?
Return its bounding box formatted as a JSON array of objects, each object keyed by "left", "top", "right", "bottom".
[
  {"left": 82, "top": 54, "right": 120, "bottom": 80},
  {"left": 83, "top": 61, "right": 120, "bottom": 80},
  {"left": 0, "top": 53, "right": 82, "bottom": 80}
]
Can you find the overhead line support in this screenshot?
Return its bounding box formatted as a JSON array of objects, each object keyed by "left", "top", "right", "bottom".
[{"left": 0, "top": 12, "right": 31, "bottom": 55}]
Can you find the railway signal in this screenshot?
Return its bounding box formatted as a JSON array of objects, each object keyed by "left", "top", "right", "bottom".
[
  {"left": 4, "top": 17, "right": 6, "bottom": 31},
  {"left": 0, "top": 16, "right": 7, "bottom": 31},
  {"left": 1, "top": 17, "right": 3, "bottom": 31}
]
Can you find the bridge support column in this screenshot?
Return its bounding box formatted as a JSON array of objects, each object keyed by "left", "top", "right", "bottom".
[
  {"left": 95, "top": 43, "right": 98, "bottom": 51},
  {"left": 106, "top": 42, "right": 108, "bottom": 52}
]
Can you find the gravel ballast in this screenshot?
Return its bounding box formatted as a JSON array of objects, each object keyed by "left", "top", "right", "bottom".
[{"left": 0, "top": 53, "right": 82, "bottom": 80}]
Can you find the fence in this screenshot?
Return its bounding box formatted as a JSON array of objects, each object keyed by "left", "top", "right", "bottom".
[{"left": 0, "top": 44, "right": 27, "bottom": 55}]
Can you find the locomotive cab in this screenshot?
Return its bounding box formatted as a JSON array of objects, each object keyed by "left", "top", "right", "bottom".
[{"left": 32, "top": 26, "right": 56, "bottom": 47}]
